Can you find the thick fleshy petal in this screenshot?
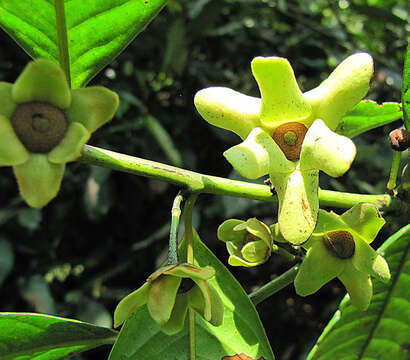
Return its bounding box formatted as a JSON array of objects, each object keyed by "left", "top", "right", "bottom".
[
  {"left": 191, "top": 279, "right": 212, "bottom": 321},
  {"left": 241, "top": 241, "right": 270, "bottom": 263},
  {"left": 224, "top": 127, "right": 295, "bottom": 179},
  {"left": 160, "top": 294, "right": 189, "bottom": 335},
  {"left": 338, "top": 264, "right": 373, "bottom": 311},
  {"left": 228, "top": 254, "right": 257, "bottom": 267},
  {"left": 147, "top": 275, "right": 181, "bottom": 325},
  {"left": 0, "top": 115, "right": 29, "bottom": 166},
  {"left": 271, "top": 168, "right": 319, "bottom": 245},
  {"left": 217, "top": 219, "right": 246, "bottom": 243},
  {"left": 300, "top": 119, "right": 356, "bottom": 177},
  {"left": 113, "top": 282, "right": 149, "bottom": 328},
  {"left": 0, "top": 82, "right": 17, "bottom": 118},
  {"left": 251, "top": 57, "right": 312, "bottom": 132},
  {"left": 235, "top": 218, "right": 272, "bottom": 248},
  {"left": 194, "top": 87, "right": 261, "bottom": 140},
  {"left": 304, "top": 53, "right": 373, "bottom": 130},
  {"left": 13, "top": 154, "right": 65, "bottom": 208},
  {"left": 340, "top": 203, "right": 385, "bottom": 243},
  {"left": 163, "top": 264, "right": 215, "bottom": 281},
  {"left": 294, "top": 239, "right": 345, "bottom": 296},
  {"left": 48, "top": 122, "right": 90, "bottom": 164},
  {"left": 189, "top": 283, "right": 224, "bottom": 327},
  {"left": 66, "top": 87, "right": 119, "bottom": 132},
  {"left": 352, "top": 238, "right": 390, "bottom": 282},
  {"left": 313, "top": 209, "right": 347, "bottom": 235},
  {"left": 12, "top": 59, "right": 71, "bottom": 109}
]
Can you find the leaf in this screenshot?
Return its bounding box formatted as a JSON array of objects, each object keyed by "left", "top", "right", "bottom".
[
  {"left": 402, "top": 41, "right": 410, "bottom": 130},
  {"left": 0, "top": 313, "right": 118, "bottom": 360},
  {"left": 0, "top": 0, "right": 168, "bottom": 88},
  {"left": 0, "top": 237, "right": 13, "bottom": 286},
  {"left": 335, "top": 100, "right": 403, "bottom": 138},
  {"left": 307, "top": 224, "right": 410, "bottom": 360},
  {"left": 108, "top": 231, "right": 274, "bottom": 360},
  {"left": 17, "top": 208, "right": 42, "bottom": 230}
]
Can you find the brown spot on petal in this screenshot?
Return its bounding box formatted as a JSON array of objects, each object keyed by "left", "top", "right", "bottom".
[
  {"left": 222, "top": 354, "right": 265, "bottom": 360},
  {"left": 323, "top": 230, "right": 355, "bottom": 259},
  {"left": 272, "top": 122, "right": 308, "bottom": 161}
]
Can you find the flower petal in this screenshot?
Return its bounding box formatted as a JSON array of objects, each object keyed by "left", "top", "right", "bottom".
[
  {"left": 194, "top": 87, "right": 261, "bottom": 140},
  {"left": 164, "top": 264, "right": 215, "bottom": 281},
  {"left": 224, "top": 127, "right": 295, "bottom": 179},
  {"left": 304, "top": 53, "right": 373, "bottom": 130},
  {"left": 340, "top": 203, "right": 385, "bottom": 243},
  {"left": 352, "top": 238, "right": 390, "bottom": 282},
  {"left": 300, "top": 119, "right": 356, "bottom": 177},
  {"left": 228, "top": 254, "right": 257, "bottom": 267},
  {"left": 0, "top": 115, "right": 29, "bottom": 166},
  {"left": 13, "top": 154, "right": 65, "bottom": 208},
  {"left": 113, "top": 282, "right": 149, "bottom": 328},
  {"left": 251, "top": 57, "right": 312, "bottom": 132},
  {"left": 160, "top": 294, "right": 189, "bottom": 335},
  {"left": 271, "top": 168, "right": 319, "bottom": 245},
  {"left": 147, "top": 275, "right": 181, "bottom": 325},
  {"left": 294, "top": 239, "right": 345, "bottom": 296},
  {"left": 191, "top": 279, "right": 213, "bottom": 322},
  {"left": 66, "top": 87, "right": 119, "bottom": 132},
  {"left": 12, "top": 59, "right": 71, "bottom": 109},
  {"left": 217, "top": 219, "right": 246, "bottom": 243},
  {"left": 0, "top": 82, "right": 17, "bottom": 118},
  {"left": 338, "top": 264, "right": 373, "bottom": 311},
  {"left": 240, "top": 218, "right": 272, "bottom": 248},
  {"left": 48, "top": 122, "right": 90, "bottom": 164},
  {"left": 241, "top": 241, "right": 269, "bottom": 263}
]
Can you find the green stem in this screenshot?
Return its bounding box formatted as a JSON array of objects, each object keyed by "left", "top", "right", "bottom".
[
  {"left": 55, "top": 0, "right": 71, "bottom": 87},
  {"left": 168, "top": 192, "right": 184, "bottom": 265},
  {"left": 387, "top": 151, "right": 402, "bottom": 190},
  {"left": 249, "top": 265, "right": 300, "bottom": 305},
  {"left": 79, "top": 145, "right": 393, "bottom": 210},
  {"left": 182, "top": 193, "right": 198, "bottom": 360}
]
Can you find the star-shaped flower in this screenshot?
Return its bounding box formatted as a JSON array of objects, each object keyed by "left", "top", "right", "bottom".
[
  {"left": 0, "top": 59, "right": 119, "bottom": 208},
  {"left": 217, "top": 217, "right": 275, "bottom": 267},
  {"left": 114, "top": 263, "right": 224, "bottom": 335},
  {"left": 195, "top": 54, "right": 373, "bottom": 244},
  {"left": 292, "top": 203, "right": 390, "bottom": 310}
]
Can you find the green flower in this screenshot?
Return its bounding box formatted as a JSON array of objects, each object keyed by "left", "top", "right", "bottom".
[
  {"left": 195, "top": 54, "right": 373, "bottom": 245},
  {"left": 114, "top": 263, "right": 224, "bottom": 335},
  {"left": 292, "top": 203, "right": 390, "bottom": 310},
  {"left": 0, "top": 59, "right": 119, "bottom": 208},
  {"left": 217, "top": 218, "right": 275, "bottom": 267}
]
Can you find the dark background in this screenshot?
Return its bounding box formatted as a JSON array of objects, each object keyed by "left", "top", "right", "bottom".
[{"left": 0, "top": 0, "right": 408, "bottom": 359}]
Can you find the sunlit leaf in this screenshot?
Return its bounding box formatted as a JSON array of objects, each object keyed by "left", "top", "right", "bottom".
[
  {"left": 336, "top": 100, "right": 403, "bottom": 138},
  {"left": 402, "top": 42, "right": 410, "bottom": 130},
  {"left": 0, "top": 313, "right": 117, "bottom": 360},
  {"left": 0, "top": 0, "right": 168, "bottom": 88}
]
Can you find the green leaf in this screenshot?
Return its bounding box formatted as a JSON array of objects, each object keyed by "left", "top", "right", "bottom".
[
  {"left": 108, "top": 231, "right": 274, "bottom": 360},
  {"left": 0, "top": 313, "right": 118, "bottom": 360},
  {"left": 0, "top": 0, "right": 168, "bottom": 88},
  {"left": 402, "top": 41, "right": 410, "bottom": 130},
  {"left": 335, "top": 100, "right": 403, "bottom": 138},
  {"left": 307, "top": 224, "right": 410, "bottom": 360}
]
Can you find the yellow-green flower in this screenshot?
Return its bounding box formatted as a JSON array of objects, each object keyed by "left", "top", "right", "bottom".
[
  {"left": 114, "top": 263, "right": 224, "bottom": 335},
  {"left": 292, "top": 203, "right": 390, "bottom": 310},
  {"left": 195, "top": 54, "right": 373, "bottom": 245},
  {"left": 217, "top": 218, "right": 275, "bottom": 267},
  {"left": 0, "top": 59, "right": 119, "bottom": 208}
]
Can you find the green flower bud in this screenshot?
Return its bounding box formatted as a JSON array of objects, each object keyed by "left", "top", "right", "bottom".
[
  {"left": 114, "top": 264, "right": 224, "bottom": 335},
  {"left": 0, "top": 59, "right": 119, "bottom": 208},
  {"left": 217, "top": 218, "right": 275, "bottom": 267}
]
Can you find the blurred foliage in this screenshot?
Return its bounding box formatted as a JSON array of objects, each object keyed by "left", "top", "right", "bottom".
[{"left": 0, "top": 1, "right": 408, "bottom": 359}]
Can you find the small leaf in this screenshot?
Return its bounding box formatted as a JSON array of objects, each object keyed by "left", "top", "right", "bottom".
[
  {"left": 108, "top": 231, "right": 274, "bottom": 360},
  {"left": 335, "top": 100, "right": 403, "bottom": 138},
  {"left": 0, "top": 313, "right": 117, "bottom": 360},
  {"left": 307, "top": 224, "right": 410, "bottom": 360},
  {"left": 0, "top": 0, "right": 168, "bottom": 88},
  {"left": 402, "top": 42, "right": 410, "bottom": 130}
]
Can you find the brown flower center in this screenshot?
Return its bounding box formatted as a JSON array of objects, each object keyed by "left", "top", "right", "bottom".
[
  {"left": 178, "top": 278, "right": 196, "bottom": 294},
  {"left": 11, "top": 102, "right": 68, "bottom": 153},
  {"left": 272, "top": 122, "right": 308, "bottom": 161},
  {"left": 323, "top": 230, "right": 355, "bottom": 259}
]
